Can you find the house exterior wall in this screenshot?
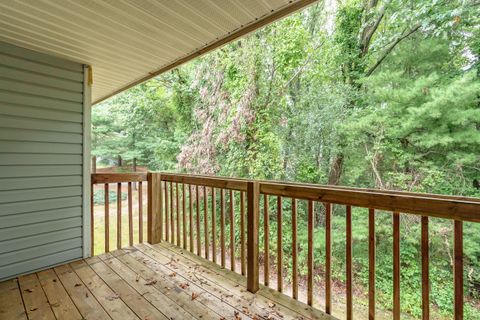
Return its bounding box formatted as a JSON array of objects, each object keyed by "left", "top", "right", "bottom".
[{"left": 0, "top": 41, "right": 87, "bottom": 280}]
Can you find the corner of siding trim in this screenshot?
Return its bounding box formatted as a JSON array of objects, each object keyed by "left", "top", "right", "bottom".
[{"left": 82, "top": 64, "right": 92, "bottom": 258}]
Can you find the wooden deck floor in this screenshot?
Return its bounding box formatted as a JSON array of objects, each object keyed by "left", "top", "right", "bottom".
[{"left": 0, "top": 242, "right": 333, "bottom": 320}]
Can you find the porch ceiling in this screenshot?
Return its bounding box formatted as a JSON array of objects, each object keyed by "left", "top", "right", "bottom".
[{"left": 0, "top": 0, "right": 316, "bottom": 104}]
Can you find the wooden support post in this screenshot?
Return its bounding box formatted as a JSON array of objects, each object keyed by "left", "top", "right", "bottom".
[
  {"left": 92, "top": 155, "right": 96, "bottom": 173},
  {"left": 147, "top": 173, "right": 163, "bottom": 244},
  {"left": 247, "top": 181, "right": 260, "bottom": 293}
]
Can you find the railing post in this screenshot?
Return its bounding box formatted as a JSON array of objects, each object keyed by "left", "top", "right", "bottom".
[
  {"left": 247, "top": 181, "right": 260, "bottom": 293},
  {"left": 147, "top": 172, "right": 163, "bottom": 244}
]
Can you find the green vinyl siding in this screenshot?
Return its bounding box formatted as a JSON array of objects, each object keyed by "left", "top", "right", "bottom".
[{"left": 0, "top": 41, "right": 85, "bottom": 280}]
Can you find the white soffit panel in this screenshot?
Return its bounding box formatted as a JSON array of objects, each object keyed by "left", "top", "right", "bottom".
[{"left": 0, "top": 0, "right": 316, "bottom": 104}]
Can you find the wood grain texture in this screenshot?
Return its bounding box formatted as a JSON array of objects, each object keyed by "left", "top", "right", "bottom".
[
  {"left": 325, "top": 202, "right": 332, "bottom": 314},
  {"left": 277, "top": 196, "right": 283, "bottom": 293},
  {"left": 369, "top": 208, "right": 376, "bottom": 320},
  {"left": 247, "top": 181, "right": 260, "bottom": 293},
  {"left": 104, "top": 183, "right": 109, "bottom": 253},
  {"left": 346, "top": 205, "right": 352, "bottom": 320},
  {"left": 292, "top": 198, "right": 298, "bottom": 300},
  {"left": 307, "top": 200, "right": 314, "bottom": 305},
  {"left": 454, "top": 220, "right": 463, "bottom": 320},
  {"left": 128, "top": 182, "right": 133, "bottom": 246},
  {"left": 240, "top": 191, "right": 246, "bottom": 276},
  {"left": 393, "top": 212, "right": 400, "bottom": 320},
  {"left": 264, "top": 193, "right": 270, "bottom": 286},
  {"left": 220, "top": 189, "right": 226, "bottom": 267},
  {"left": 117, "top": 182, "right": 122, "bottom": 249},
  {"left": 92, "top": 173, "right": 147, "bottom": 183},
  {"left": 421, "top": 216, "right": 429, "bottom": 320}
]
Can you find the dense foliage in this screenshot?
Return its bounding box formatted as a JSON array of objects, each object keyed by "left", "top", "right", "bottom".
[{"left": 93, "top": 0, "right": 480, "bottom": 318}]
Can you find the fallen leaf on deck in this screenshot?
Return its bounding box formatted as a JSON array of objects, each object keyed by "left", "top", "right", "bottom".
[
  {"left": 29, "top": 307, "right": 38, "bottom": 311},
  {"left": 179, "top": 283, "right": 189, "bottom": 289},
  {"left": 169, "top": 272, "right": 176, "bottom": 277},
  {"left": 74, "top": 283, "right": 82, "bottom": 287},
  {"left": 145, "top": 279, "right": 157, "bottom": 285},
  {"left": 52, "top": 279, "right": 57, "bottom": 282},
  {"left": 268, "top": 302, "right": 276, "bottom": 308},
  {"left": 106, "top": 293, "right": 120, "bottom": 301},
  {"left": 24, "top": 289, "right": 33, "bottom": 293},
  {"left": 191, "top": 292, "right": 199, "bottom": 300},
  {"left": 85, "top": 292, "right": 89, "bottom": 298},
  {"left": 234, "top": 311, "right": 241, "bottom": 319},
  {"left": 136, "top": 274, "right": 141, "bottom": 282}
]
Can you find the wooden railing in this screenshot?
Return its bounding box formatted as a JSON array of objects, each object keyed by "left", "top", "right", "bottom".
[
  {"left": 91, "top": 173, "right": 148, "bottom": 255},
  {"left": 93, "top": 172, "right": 480, "bottom": 320}
]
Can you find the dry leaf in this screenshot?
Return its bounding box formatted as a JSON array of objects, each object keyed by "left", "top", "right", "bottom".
[
  {"left": 169, "top": 272, "right": 176, "bottom": 277},
  {"left": 234, "top": 311, "right": 241, "bottom": 320},
  {"left": 191, "top": 292, "right": 199, "bottom": 300},
  {"left": 268, "top": 302, "right": 276, "bottom": 308},
  {"left": 106, "top": 293, "right": 120, "bottom": 301},
  {"left": 24, "top": 288, "right": 33, "bottom": 293},
  {"left": 29, "top": 307, "right": 38, "bottom": 311},
  {"left": 145, "top": 279, "right": 157, "bottom": 286},
  {"left": 135, "top": 274, "right": 140, "bottom": 282},
  {"left": 52, "top": 279, "right": 57, "bottom": 282},
  {"left": 179, "top": 283, "right": 189, "bottom": 289},
  {"left": 74, "top": 283, "right": 82, "bottom": 287},
  {"left": 85, "top": 292, "right": 89, "bottom": 298}
]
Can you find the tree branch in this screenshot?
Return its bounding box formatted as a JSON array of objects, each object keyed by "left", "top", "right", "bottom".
[
  {"left": 360, "top": 6, "right": 386, "bottom": 57},
  {"left": 366, "top": 23, "right": 421, "bottom": 76}
]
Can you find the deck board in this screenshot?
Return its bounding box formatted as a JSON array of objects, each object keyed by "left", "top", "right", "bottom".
[{"left": 0, "top": 243, "right": 335, "bottom": 320}]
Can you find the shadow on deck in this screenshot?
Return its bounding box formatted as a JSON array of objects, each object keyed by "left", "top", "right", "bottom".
[{"left": 0, "top": 242, "right": 333, "bottom": 319}]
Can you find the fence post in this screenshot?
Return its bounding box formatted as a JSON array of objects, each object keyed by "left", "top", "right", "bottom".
[
  {"left": 147, "top": 172, "right": 163, "bottom": 244},
  {"left": 247, "top": 181, "right": 260, "bottom": 293}
]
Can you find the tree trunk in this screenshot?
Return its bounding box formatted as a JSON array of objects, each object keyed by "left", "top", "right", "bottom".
[
  {"left": 328, "top": 154, "right": 344, "bottom": 185},
  {"left": 118, "top": 155, "right": 122, "bottom": 167}
]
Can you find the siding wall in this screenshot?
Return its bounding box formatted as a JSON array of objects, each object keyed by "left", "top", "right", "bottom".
[{"left": 0, "top": 41, "right": 85, "bottom": 280}]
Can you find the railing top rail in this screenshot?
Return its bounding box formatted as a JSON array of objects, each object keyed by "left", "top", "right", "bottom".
[
  {"left": 152, "top": 172, "right": 480, "bottom": 222},
  {"left": 91, "top": 173, "right": 148, "bottom": 184}
]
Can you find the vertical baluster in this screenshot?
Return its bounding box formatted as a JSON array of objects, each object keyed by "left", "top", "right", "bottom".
[
  {"left": 138, "top": 181, "right": 143, "bottom": 243},
  {"left": 220, "top": 189, "right": 226, "bottom": 267},
  {"left": 246, "top": 181, "right": 260, "bottom": 293},
  {"left": 182, "top": 183, "right": 187, "bottom": 249},
  {"left": 307, "top": 200, "right": 314, "bottom": 305},
  {"left": 117, "top": 183, "right": 122, "bottom": 249},
  {"left": 212, "top": 188, "right": 217, "bottom": 263},
  {"left": 421, "top": 216, "right": 429, "bottom": 320},
  {"left": 454, "top": 220, "right": 463, "bottom": 320},
  {"left": 346, "top": 205, "right": 352, "bottom": 320},
  {"left": 277, "top": 196, "right": 283, "bottom": 292},
  {"left": 369, "top": 208, "right": 376, "bottom": 320},
  {"left": 292, "top": 198, "right": 298, "bottom": 300},
  {"left": 170, "top": 181, "right": 174, "bottom": 243},
  {"left": 176, "top": 183, "right": 180, "bottom": 247},
  {"left": 325, "top": 203, "right": 332, "bottom": 314},
  {"left": 229, "top": 189, "right": 235, "bottom": 271},
  {"left": 240, "top": 191, "right": 246, "bottom": 276},
  {"left": 90, "top": 183, "right": 94, "bottom": 256},
  {"left": 204, "top": 186, "right": 209, "bottom": 260},
  {"left": 196, "top": 185, "right": 201, "bottom": 256},
  {"left": 164, "top": 181, "right": 169, "bottom": 242},
  {"left": 393, "top": 212, "right": 400, "bottom": 320},
  {"left": 264, "top": 194, "right": 269, "bottom": 286},
  {"left": 189, "top": 185, "right": 194, "bottom": 252},
  {"left": 104, "top": 183, "right": 109, "bottom": 253},
  {"left": 128, "top": 182, "right": 133, "bottom": 246}
]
